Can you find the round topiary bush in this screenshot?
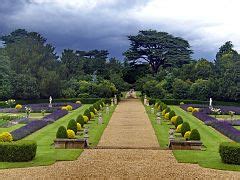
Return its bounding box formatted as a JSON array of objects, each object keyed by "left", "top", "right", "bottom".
[
  {"left": 165, "top": 107, "right": 171, "bottom": 113},
  {"left": 90, "top": 112, "right": 95, "bottom": 119},
  {"left": 56, "top": 126, "right": 68, "bottom": 138},
  {"left": 187, "top": 106, "right": 194, "bottom": 112},
  {"left": 83, "top": 115, "right": 89, "bottom": 123},
  {"left": 180, "top": 102, "right": 184, "bottom": 105},
  {"left": 181, "top": 122, "right": 191, "bottom": 137},
  {"left": 67, "top": 119, "right": 77, "bottom": 134},
  {"left": 77, "top": 123, "right": 82, "bottom": 131},
  {"left": 76, "top": 101, "right": 81, "bottom": 104},
  {"left": 175, "top": 116, "right": 183, "bottom": 127},
  {"left": 76, "top": 114, "right": 85, "bottom": 127},
  {"left": 189, "top": 129, "right": 201, "bottom": 140},
  {"left": 192, "top": 108, "right": 199, "bottom": 113},
  {"left": 61, "top": 106, "right": 68, "bottom": 110},
  {"left": 89, "top": 106, "right": 95, "bottom": 114},
  {"left": 84, "top": 109, "right": 91, "bottom": 120},
  {"left": 171, "top": 116, "right": 178, "bottom": 125},
  {"left": 66, "top": 105, "right": 73, "bottom": 111},
  {"left": 176, "top": 124, "right": 182, "bottom": 133},
  {"left": 94, "top": 108, "right": 98, "bottom": 114},
  {"left": 184, "top": 131, "right": 191, "bottom": 140},
  {"left": 161, "top": 103, "right": 167, "bottom": 111},
  {"left": 169, "top": 110, "right": 176, "bottom": 119},
  {"left": 15, "top": 104, "right": 22, "bottom": 110},
  {"left": 67, "top": 129, "right": 75, "bottom": 139},
  {"left": 0, "top": 132, "right": 13, "bottom": 142},
  {"left": 164, "top": 113, "right": 170, "bottom": 120},
  {"left": 162, "top": 109, "right": 166, "bottom": 116}
]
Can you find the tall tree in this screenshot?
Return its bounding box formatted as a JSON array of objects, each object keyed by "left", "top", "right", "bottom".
[{"left": 124, "top": 30, "right": 192, "bottom": 75}]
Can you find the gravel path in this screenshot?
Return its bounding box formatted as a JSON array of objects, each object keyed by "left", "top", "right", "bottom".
[{"left": 0, "top": 99, "right": 240, "bottom": 179}]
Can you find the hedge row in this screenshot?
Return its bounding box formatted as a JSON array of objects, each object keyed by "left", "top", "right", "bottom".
[
  {"left": 0, "top": 98, "right": 113, "bottom": 108},
  {"left": 146, "top": 98, "right": 240, "bottom": 106},
  {"left": 0, "top": 140, "right": 37, "bottom": 162},
  {"left": 219, "top": 142, "right": 240, "bottom": 165}
]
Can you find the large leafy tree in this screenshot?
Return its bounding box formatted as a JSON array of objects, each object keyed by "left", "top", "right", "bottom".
[{"left": 124, "top": 30, "right": 192, "bottom": 74}]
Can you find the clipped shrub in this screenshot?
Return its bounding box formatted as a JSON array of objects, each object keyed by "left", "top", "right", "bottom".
[
  {"left": 83, "top": 115, "right": 89, "bottom": 123},
  {"left": 161, "top": 103, "right": 167, "bottom": 111},
  {"left": 66, "top": 105, "right": 73, "bottom": 111},
  {"left": 219, "top": 142, "right": 240, "bottom": 165},
  {"left": 76, "top": 101, "right": 81, "bottom": 104},
  {"left": 0, "top": 132, "right": 13, "bottom": 142},
  {"left": 165, "top": 107, "right": 171, "bottom": 113},
  {"left": 93, "top": 103, "right": 100, "bottom": 111},
  {"left": 61, "top": 106, "right": 68, "bottom": 110},
  {"left": 89, "top": 106, "right": 95, "bottom": 114},
  {"left": 169, "top": 110, "right": 176, "bottom": 119},
  {"left": 164, "top": 113, "right": 170, "bottom": 120},
  {"left": 187, "top": 106, "right": 194, "bottom": 112},
  {"left": 176, "top": 124, "right": 182, "bottom": 133},
  {"left": 0, "top": 140, "right": 37, "bottom": 162},
  {"left": 56, "top": 126, "right": 68, "bottom": 138},
  {"left": 84, "top": 109, "right": 91, "bottom": 120},
  {"left": 94, "top": 108, "right": 98, "bottom": 114},
  {"left": 67, "top": 119, "right": 77, "bottom": 134},
  {"left": 15, "top": 104, "right": 22, "bottom": 110},
  {"left": 77, "top": 123, "right": 82, "bottom": 131},
  {"left": 76, "top": 114, "right": 85, "bottom": 127},
  {"left": 181, "top": 122, "right": 191, "bottom": 136},
  {"left": 192, "top": 108, "right": 199, "bottom": 113},
  {"left": 162, "top": 109, "right": 166, "bottom": 116},
  {"left": 67, "top": 129, "right": 75, "bottom": 139},
  {"left": 184, "top": 131, "right": 191, "bottom": 140},
  {"left": 90, "top": 112, "right": 95, "bottom": 119},
  {"left": 189, "top": 129, "right": 201, "bottom": 140},
  {"left": 175, "top": 116, "right": 183, "bottom": 127},
  {"left": 180, "top": 102, "right": 184, "bottom": 105},
  {"left": 171, "top": 116, "right": 178, "bottom": 125}
]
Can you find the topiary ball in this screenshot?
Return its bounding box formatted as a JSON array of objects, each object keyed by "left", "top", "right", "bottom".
[
  {"left": 76, "top": 114, "right": 84, "bottom": 127},
  {"left": 192, "top": 108, "right": 199, "bottom": 113},
  {"left": 77, "top": 123, "right": 82, "bottom": 131},
  {"left": 187, "top": 106, "right": 194, "bottom": 112},
  {"left": 189, "top": 129, "right": 201, "bottom": 140},
  {"left": 83, "top": 115, "right": 89, "bottom": 123},
  {"left": 164, "top": 113, "right": 170, "bottom": 120},
  {"left": 89, "top": 106, "right": 95, "bottom": 114},
  {"left": 161, "top": 103, "right": 167, "bottom": 111},
  {"left": 165, "top": 107, "right": 171, "bottom": 113},
  {"left": 0, "top": 132, "right": 13, "bottom": 142},
  {"left": 67, "top": 129, "right": 75, "bottom": 139},
  {"left": 162, "top": 109, "right": 166, "bottom": 116},
  {"left": 56, "top": 126, "right": 68, "bottom": 139},
  {"left": 184, "top": 131, "right": 191, "bottom": 140},
  {"left": 90, "top": 112, "right": 95, "bottom": 119},
  {"left": 176, "top": 124, "right": 182, "bottom": 133},
  {"left": 94, "top": 108, "right": 98, "bottom": 114},
  {"left": 175, "top": 116, "right": 183, "bottom": 127},
  {"left": 181, "top": 122, "right": 191, "bottom": 137},
  {"left": 67, "top": 119, "right": 78, "bottom": 134},
  {"left": 169, "top": 110, "right": 176, "bottom": 119},
  {"left": 84, "top": 109, "right": 91, "bottom": 120},
  {"left": 15, "top": 104, "right": 22, "bottom": 110},
  {"left": 171, "top": 116, "right": 178, "bottom": 125},
  {"left": 66, "top": 105, "right": 73, "bottom": 111}
]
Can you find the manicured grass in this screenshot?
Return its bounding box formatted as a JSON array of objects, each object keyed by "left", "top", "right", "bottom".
[
  {"left": 234, "top": 126, "right": 240, "bottom": 130},
  {"left": 0, "top": 105, "right": 90, "bottom": 169},
  {"left": 145, "top": 106, "right": 172, "bottom": 148},
  {"left": 170, "top": 106, "right": 240, "bottom": 171}
]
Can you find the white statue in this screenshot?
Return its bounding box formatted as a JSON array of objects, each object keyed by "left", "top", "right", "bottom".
[
  {"left": 144, "top": 95, "right": 147, "bottom": 105},
  {"left": 114, "top": 95, "right": 117, "bottom": 105},
  {"left": 49, "top": 96, "right": 53, "bottom": 107},
  {"left": 209, "top": 98, "right": 213, "bottom": 108}
]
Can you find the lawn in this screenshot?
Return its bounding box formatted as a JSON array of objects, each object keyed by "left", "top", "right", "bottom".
[
  {"left": 210, "top": 114, "right": 240, "bottom": 120},
  {"left": 0, "top": 124, "right": 25, "bottom": 133},
  {"left": 170, "top": 106, "right": 240, "bottom": 171}
]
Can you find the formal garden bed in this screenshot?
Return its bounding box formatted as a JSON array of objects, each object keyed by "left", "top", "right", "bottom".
[
  {"left": 145, "top": 98, "right": 240, "bottom": 171},
  {"left": 0, "top": 98, "right": 116, "bottom": 169}
]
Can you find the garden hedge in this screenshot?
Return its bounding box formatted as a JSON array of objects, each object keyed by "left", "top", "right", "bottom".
[
  {"left": 219, "top": 142, "right": 240, "bottom": 165},
  {"left": 0, "top": 140, "right": 37, "bottom": 162}
]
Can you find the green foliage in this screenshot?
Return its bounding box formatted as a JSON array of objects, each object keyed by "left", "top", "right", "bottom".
[
  {"left": 175, "top": 116, "right": 183, "bottom": 127},
  {"left": 67, "top": 129, "right": 75, "bottom": 139},
  {"left": 219, "top": 142, "right": 240, "bottom": 165},
  {"left": 76, "top": 114, "right": 85, "bottom": 127},
  {"left": 0, "top": 132, "right": 13, "bottom": 142},
  {"left": 165, "top": 107, "right": 171, "bottom": 113},
  {"left": 89, "top": 106, "right": 95, "bottom": 114},
  {"left": 84, "top": 109, "right": 91, "bottom": 120},
  {"left": 181, "top": 122, "right": 190, "bottom": 137},
  {"left": 56, "top": 126, "right": 68, "bottom": 139},
  {"left": 189, "top": 129, "right": 201, "bottom": 140},
  {"left": 67, "top": 119, "right": 77, "bottom": 134},
  {"left": 0, "top": 140, "right": 37, "bottom": 162},
  {"left": 168, "top": 110, "right": 176, "bottom": 119},
  {"left": 172, "top": 79, "right": 190, "bottom": 99}
]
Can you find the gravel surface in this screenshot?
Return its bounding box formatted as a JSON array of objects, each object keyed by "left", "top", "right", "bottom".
[{"left": 0, "top": 99, "right": 240, "bottom": 179}]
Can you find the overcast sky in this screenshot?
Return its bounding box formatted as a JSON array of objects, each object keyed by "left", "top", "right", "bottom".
[{"left": 1, "top": 0, "right": 240, "bottom": 60}]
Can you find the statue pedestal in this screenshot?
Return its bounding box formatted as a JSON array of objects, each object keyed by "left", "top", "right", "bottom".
[{"left": 49, "top": 103, "right": 52, "bottom": 108}]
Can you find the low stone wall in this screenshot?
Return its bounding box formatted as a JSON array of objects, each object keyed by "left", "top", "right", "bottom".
[
  {"left": 54, "top": 138, "right": 87, "bottom": 149},
  {"left": 169, "top": 140, "right": 203, "bottom": 150}
]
